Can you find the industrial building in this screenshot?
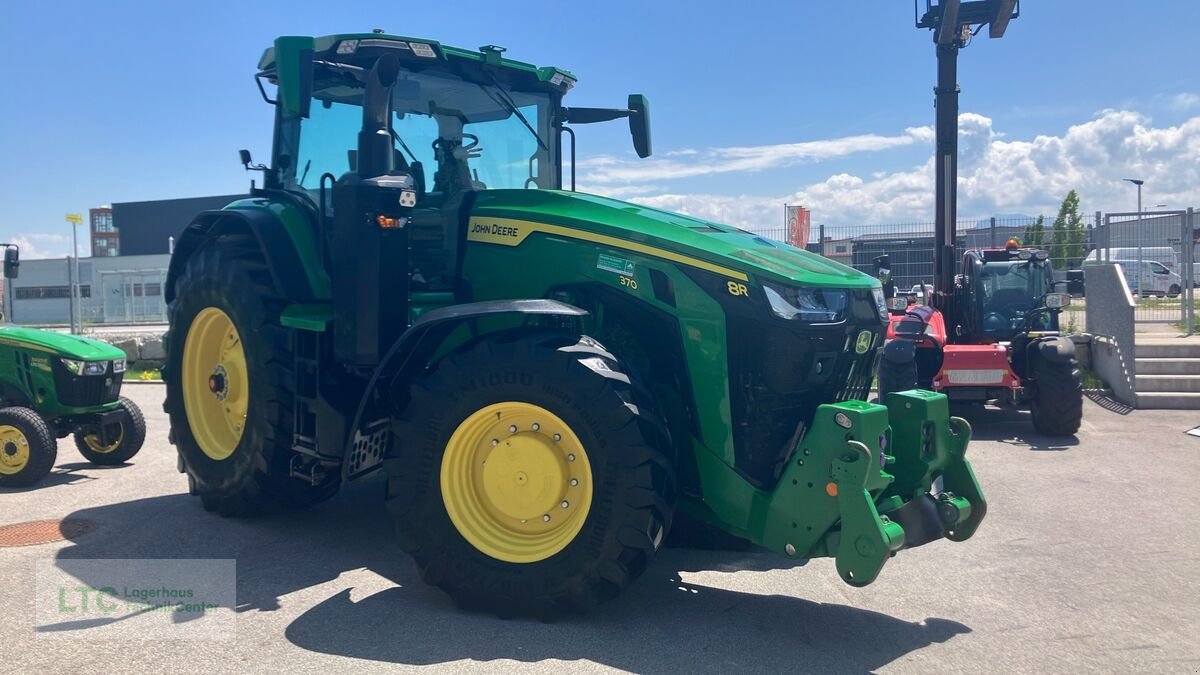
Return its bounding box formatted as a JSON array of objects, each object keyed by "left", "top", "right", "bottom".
[
  {"left": 7, "top": 194, "right": 243, "bottom": 325},
  {"left": 6, "top": 254, "right": 170, "bottom": 326}
]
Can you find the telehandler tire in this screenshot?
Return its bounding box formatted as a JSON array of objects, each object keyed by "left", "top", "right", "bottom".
[
  {"left": 164, "top": 236, "right": 338, "bottom": 516},
  {"left": 0, "top": 406, "right": 56, "bottom": 488},
  {"left": 386, "top": 331, "right": 676, "bottom": 616},
  {"left": 1029, "top": 356, "right": 1083, "bottom": 436},
  {"left": 876, "top": 338, "right": 918, "bottom": 401},
  {"left": 75, "top": 397, "right": 146, "bottom": 465}
]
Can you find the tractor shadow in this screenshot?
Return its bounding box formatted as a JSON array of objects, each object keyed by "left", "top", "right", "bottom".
[
  {"left": 52, "top": 477, "right": 969, "bottom": 672},
  {"left": 0, "top": 463, "right": 105, "bottom": 493},
  {"left": 950, "top": 404, "right": 1080, "bottom": 452}
]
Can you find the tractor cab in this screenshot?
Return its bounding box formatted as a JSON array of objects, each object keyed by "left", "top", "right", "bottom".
[
  {"left": 958, "top": 240, "right": 1058, "bottom": 343},
  {"left": 251, "top": 34, "right": 650, "bottom": 367}
]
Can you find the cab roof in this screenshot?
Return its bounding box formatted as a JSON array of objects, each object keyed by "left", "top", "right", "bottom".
[{"left": 258, "top": 33, "right": 577, "bottom": 91}]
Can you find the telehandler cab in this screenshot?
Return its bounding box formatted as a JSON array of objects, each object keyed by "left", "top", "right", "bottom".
[{"left": 164, "top": 32, "right": 986, "bottom": 616}]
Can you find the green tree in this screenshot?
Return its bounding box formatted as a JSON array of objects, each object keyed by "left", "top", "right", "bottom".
[
  {"left": 1051, "top": 190, "right": 1086, "bottom": 270},
  {"left": 1023, "top": 215, "right": 1045, "bottom": 248}
]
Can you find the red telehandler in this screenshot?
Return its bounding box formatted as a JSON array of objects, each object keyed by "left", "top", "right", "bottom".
[{"left": 875, "top": 1, "right": 1083, "bottom": 436}]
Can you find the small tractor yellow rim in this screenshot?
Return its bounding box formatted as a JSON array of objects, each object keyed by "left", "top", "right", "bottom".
[
  {"left": 0, "top": 424, "right": 30, "bottom": 475},
  {"left": 83, "top": 426, "right": 124, "bottom": 454},
  {"left": 441, "top": 402, "right": 594, "bottom": 563},
  {"left": 182, "top": 307, "right": 248, "bottom": 461}
]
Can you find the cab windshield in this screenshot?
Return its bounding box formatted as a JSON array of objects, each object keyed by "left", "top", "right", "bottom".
[
  {"left": 977, "top": 260, "right": 1053, "bottom": 337},
  {"left": 281, "top": 65, "right": 557, "bottom": 200}
]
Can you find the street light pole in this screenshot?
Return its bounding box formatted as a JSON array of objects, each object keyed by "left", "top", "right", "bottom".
[
  {"left": 1125, "top": 178, "right": 1144, "bottom": 289},
  {"left": 65, "top": 213, "right": 83, "bottom": 334}
]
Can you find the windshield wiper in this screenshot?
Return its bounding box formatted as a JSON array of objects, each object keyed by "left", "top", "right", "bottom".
[{"left": 479, "top": 78, "right": 548, "bottom": 152}]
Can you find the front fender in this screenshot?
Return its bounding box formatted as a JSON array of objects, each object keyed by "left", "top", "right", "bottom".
[{"left": 1033, "top": 335, "right": 1077, "bottom": 364}]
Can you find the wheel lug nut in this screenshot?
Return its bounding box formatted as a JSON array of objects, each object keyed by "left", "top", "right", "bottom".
[
  {"left": 553, "top": 433, "right": 561, "bottom": 442},
  {"left": 543, "top": 514, "right": 551, "bottom": 522},
  {"left": 491, "top": 439, "right": 499, "bottom": 446},
  {"left": 561, "top": 500, "right": 569, "bottom": 509},
  {"left": 532, "top": 423, "right": 540, "bottom": 431},
  {"left": 567, "top": 453, "right": 575, "bottom": 462},
  {"left": 570, "top": 478, "right": 579, "bottom": 486},
  {"left": 509, "top": 425, "right": 517, "bottom": 433}
]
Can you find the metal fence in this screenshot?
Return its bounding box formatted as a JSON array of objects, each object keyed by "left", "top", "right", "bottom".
[
  {"left": 749, "top": 208, "right": 1197, "bottom": 333},
  {"left": 1092, "top": 209, "right": 1196, "bottom": 326}
]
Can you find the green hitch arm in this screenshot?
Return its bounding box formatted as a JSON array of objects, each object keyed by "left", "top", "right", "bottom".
[{"left": 830, "top": 440, "right": 906, "bottom": 587}]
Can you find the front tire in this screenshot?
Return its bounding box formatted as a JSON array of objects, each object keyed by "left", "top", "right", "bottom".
[
  {"left": 0, "top": 407, "right": 56, "bottom": 488},
  {"left": 163, "top": 236, "right": 338, "bottom": 516},
  {"left": 386, "top": 332, "right": 676, "bottom": 616},
  {"left": 876, "top": 339, "right": 918, "bottom": 401},
  {"left": 1029, "top": 357, "right": 1083, "bottom": 436},
  {"left": 74, "top": 397, "right": 147, "bottom": 465},
  {"left": 1168, "top": 284, "right": 1181, "bottom": 298}
]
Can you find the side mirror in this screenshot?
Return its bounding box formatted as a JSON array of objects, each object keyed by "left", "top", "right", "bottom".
[
  {"left": 627, "top": 94, "right": 652, "bottom": 158},
  {"left": 4, "top": 246, "right": 19, "bottom": 279},
  {"left": 240, "top": 149, "right": 267, "bottom": 172}
]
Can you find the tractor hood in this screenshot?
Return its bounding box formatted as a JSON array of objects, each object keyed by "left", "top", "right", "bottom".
[
  {"left": 0, "top": 326, "right": 127, "bottom": 361},
  {"left": 472, "top": 190, "right": 876, "bottom": 289}
]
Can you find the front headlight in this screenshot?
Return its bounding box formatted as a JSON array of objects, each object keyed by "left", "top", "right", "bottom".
[
  {"left": 60, "top": 358, "right": 107, "bottom": 376},
  {"left": 112, "top": 358, "right": 126, "bottom": 373},
  {"left": 763, "top": 283, "right": 848, "bottom": 323}
]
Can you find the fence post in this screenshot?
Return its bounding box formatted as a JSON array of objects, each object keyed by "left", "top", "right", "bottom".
[
  {"left": 819, "top": 223, "right": 825, "bottom": 250},
  {"left": 989, "top": 217, "right": 996, "bottom": 247},
  {"left": 1188, "top": 208, "right": 1196, "bottom": 336}
]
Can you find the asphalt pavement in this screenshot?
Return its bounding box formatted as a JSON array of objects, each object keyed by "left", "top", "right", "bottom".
[{"left": 2, "top": 384, "right": 1198, "bottom": 673}]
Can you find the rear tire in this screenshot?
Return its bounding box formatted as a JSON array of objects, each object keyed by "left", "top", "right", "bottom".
[
  {"left": 1029, "top": 357, "right": 1083, "bottom": 436},
  {"left": 74, "top": 397, "right": 146, "bottom": 465},
  {"left": 163, "top": 236, "right": 339, "bottom": 516},
  {"left": 386, "top": 332, "right": 676, "bottom": 617},
  {"left": 0, "top": 407, "right": 56, "bottom": 488},
  {"left": 1168, "top": 284, "right": 1181, "bottom": 298}
]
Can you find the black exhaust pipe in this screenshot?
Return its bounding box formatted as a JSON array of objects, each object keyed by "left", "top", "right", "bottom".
[{"left": 358, "top": 53, "right": 401, "bottom": 178}]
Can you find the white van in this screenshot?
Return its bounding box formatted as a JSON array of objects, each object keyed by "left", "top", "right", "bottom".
[
  {"left": 1110, "top": 259, "right": 1183, "bottom": 298},
  {"left": 1085, "top": 247, "right": 1178, "bottom": 270}
]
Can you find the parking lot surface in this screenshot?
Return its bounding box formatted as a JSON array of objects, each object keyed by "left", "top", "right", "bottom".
[{"left": 2, "top": 384, "right": 1198, "bottom": 673}]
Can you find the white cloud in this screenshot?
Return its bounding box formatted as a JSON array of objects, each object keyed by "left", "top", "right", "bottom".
[
  {"left": 1168, "top": 93, "right": 1200, "bottom": 112},
  {"left": 9, "top": 233, "right": 78, "bottom": 259},
  {"left": 579, "top": 128, "right": 929, "bottom": 185},
  {"left": 595, "top": 108, "right": 1200, "bottom": 230}
]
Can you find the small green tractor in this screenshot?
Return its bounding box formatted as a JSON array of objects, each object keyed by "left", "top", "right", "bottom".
[
  {"left": 0, "top": 246, "right": 146, "bottom": 488},
  {"left": 164, "top": 33, "right": 986, "bottom": 616}
]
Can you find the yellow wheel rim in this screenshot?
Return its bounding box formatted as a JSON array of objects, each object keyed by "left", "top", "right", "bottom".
[
  {"left": 182, "top": 307, "right": 248, "bottom": 461},
  {"left": 441, "top": 402, "right": 594, "bottom": 563},
  {"left": 0, "top": 424, "right": 30, "bottom": 475},
  {"left": 83, "top": 426, "right": 124, "bottom": 454}
]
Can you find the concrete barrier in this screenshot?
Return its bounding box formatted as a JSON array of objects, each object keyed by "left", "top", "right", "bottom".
[{"left": 1084, "top": 263, "right": 1136, "bottom": 406}]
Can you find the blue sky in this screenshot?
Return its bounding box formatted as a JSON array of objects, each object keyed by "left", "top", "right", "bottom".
[{"left": 2, "top": 0, "right": 1198, "bottom": 257}]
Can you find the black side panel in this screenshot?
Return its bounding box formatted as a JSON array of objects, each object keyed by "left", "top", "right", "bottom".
[{"left": 164, "top": 207, "right": 316, "bottom": 304}]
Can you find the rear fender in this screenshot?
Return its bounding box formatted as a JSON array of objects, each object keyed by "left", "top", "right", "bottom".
[{"left": 164, "top": 197, "right": 329, "bottom": 305}]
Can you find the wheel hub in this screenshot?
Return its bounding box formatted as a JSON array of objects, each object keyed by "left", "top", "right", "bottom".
[
  {"left": 208, "top": 365, "right": 229, "bottom": 401},
  {"left": 0, "top": 425, "right": 29, "bottom": 475},
  {"left": 181, "top": 307, "right": 248, "bottom": 461},
  {"left": 441, "top": 402, "right": 593, "bottom": 563}
]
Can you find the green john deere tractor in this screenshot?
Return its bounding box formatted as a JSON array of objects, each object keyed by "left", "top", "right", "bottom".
[
  {"left": 164, "top": 33, "right": 986, "bottom": 616},
  {"left": 0, "top": 246, "right": 146, "bottom": 488}
]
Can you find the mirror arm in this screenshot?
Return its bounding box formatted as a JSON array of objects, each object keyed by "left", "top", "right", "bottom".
[{"left": 563, "top": 107, "right": 633, "bottom": 124}]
